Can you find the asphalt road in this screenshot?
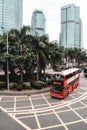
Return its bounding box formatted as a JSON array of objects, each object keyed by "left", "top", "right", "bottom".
[{"left": 0, "top": 72, "right": 87, "bottom": 130}]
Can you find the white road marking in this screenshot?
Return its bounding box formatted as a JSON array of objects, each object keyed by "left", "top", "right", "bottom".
[
  {"left": 42, "top": 94, "right": 69, "bottom": 130},
  {"left": 29, "top": 95, "right": 41, "bottom": 129},
  {"left": 0, "top": 106, "right": 32, "bottom": 130},
  {"left": 1, "top": 87, "right": 87, "bottom": 130}
]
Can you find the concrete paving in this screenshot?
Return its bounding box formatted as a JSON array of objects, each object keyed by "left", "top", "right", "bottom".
[
  {"left": 0, "top": 109, "right": 26, "bottom": 130},
  {"left": 0, "top": 72, "right": 87, "bottom": 130}
]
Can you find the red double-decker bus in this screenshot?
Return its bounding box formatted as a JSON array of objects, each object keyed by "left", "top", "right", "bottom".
[{"left": 47, "top": 68, "right": 80, "bottom": 99}]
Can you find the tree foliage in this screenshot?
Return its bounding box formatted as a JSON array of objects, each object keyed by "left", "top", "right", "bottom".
[{"left": 0, "top": 26, "right": 87, "bottom": 85}]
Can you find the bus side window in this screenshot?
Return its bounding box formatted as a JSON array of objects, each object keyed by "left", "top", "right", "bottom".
[
  {"left": 66, "top": 73, "right": 73, "bottom": 79},
  {"left": 75, "top": 71, "right": 78, "bottom": 75},
  {"left": 66, "top": 74, "right": 70, "bottom": 79},
  {"left": 72, "top": 72, "right": 74, "bottom": 76},
  {"left": 73, "top": 72, "right": 75, "bottom": 76},
  {"left": 66, "top": 75, "right": 68, "bottom": 80}
]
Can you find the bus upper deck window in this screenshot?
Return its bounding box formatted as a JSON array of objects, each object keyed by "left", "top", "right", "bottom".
[{"left": 54, "top": 74, "right": 64, "bottom": 81}]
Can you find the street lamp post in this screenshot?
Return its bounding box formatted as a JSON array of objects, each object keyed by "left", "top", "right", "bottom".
[{"left": 1, "top": 27, "right": 9, "bottom": 90}]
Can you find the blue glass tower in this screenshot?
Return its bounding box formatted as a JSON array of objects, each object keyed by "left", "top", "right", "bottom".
[
  {"left": 60, "top": 4, "right": 82, "bottom": 48},
  {"left": 31, "top": 9, "right": 45, "bottom": 36},
  {"left": 0, "top": 0, "right": 23, "bottom": 34}
]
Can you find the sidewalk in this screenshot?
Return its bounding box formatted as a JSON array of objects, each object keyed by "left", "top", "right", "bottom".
[{"left": 0, "top": 87, "right": 50, "bottom": 96}]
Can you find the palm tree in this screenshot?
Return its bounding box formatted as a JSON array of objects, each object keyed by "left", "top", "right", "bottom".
[
  {"left": 0, "top": 33, "right": 9, "bottom": 83},
  {"left": 64, "top": 47, "right": 87, "bottom": 68},
  {"left": 9, "top": 25, "right": 31, "bottom": 82},
  {"left": 32, "top": 35, "right": 48, "bottom": 80},
  {"left": 46, "top": 42, "right": 64, "bottom": 70}
]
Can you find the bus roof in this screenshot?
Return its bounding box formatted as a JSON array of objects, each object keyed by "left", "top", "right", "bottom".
[
  {"left": 59, "top": 68, "right": 79, "bottom": 76},
  {"left": 46, "top": 68, "right": 79, "bottom": 76}
]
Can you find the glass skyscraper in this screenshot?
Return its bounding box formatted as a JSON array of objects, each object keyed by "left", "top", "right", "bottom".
[
  {"left": 60, "top": 4, "right": 82, "bottom": 48},
  {"left": 0, "top": 0, "right": 23, "bottom": 34},
  {"left": 31, "top": 9, "right": 45, "bottom": 36}
]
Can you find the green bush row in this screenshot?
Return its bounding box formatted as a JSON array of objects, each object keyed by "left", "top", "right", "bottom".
[
  {"left": 0, "top": 81, "right": 32, "bottom": 90},
  {"left": 0, "top": 81, "right": 5, "bottom": 89},
  {"left": 0, "top": 80, "right": 47, "bottom": 91}
]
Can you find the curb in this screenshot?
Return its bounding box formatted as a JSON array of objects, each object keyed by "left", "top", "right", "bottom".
[{"left": 0, "top": 87, "right": 50, "bottom": 96}]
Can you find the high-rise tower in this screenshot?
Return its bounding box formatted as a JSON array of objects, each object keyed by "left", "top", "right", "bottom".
[
  {"left": 0, "top": 0, "right": 23, "bottom": 34},
  {"left": 60, "top": 4, "right": 82, "bottom": 48},
  {"left": 31, "top": 9, "right": 45, "bottom": 36}
]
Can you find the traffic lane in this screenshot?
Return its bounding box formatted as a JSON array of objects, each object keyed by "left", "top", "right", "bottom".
[
  {"left": 1, "top": 89, "right": 87, "bottom": 130},
  {"left": 0, "top": 73, "right": 87, "bottom": 130},
  {"left": 0, "top": 108, "right": 27, "bottom": 130}
]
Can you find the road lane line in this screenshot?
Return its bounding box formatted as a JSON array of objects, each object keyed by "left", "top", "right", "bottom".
[
  {"left": 29, "top": 96, "right": 41, "bottom": 129},
  {"left": 0, "top": 106, "right": 32, "bottom": 130},
  {"left": 68, "top": 105, "right": 87, "bottom": 124},
  {"left": 13, "top": 97, "right": 16, "bottom": 117},
  {"left": 42, "top": 94, "right": 69, "bottom": 130}
]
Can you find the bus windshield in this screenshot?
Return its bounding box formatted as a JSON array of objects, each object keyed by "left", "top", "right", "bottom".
[
  {"left": 52, "top": 81, "right": 64, "bottom": 93},
  {"left": 52, "top": 74, "right": 64, "bottom": 93}
]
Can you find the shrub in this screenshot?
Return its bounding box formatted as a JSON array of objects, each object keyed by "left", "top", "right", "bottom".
[
  {"left": 23, "top": 82, "right": 31, "bottom": 89},
  {"left": 0, "top": 81, "right": 5, "bottom": 89},
  {"left": 31, "top": 80, "right": 43, "bottom": 89},
  {"left": 16, "top": 81, "right": 23, "bottom": 91},
  {"left": 37, "top": 80, "right": 46, "bottom": 87},
  {"left": 9, "top": 82, "right": 18, "bottom": 89}
]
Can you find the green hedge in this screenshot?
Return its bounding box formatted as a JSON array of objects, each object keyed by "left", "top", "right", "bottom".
[
  {"left": 9, "top": 82, "right": 18, "bottom": 89},
  {"left": 0, "top": 81, "right": 5, "bottom": 89},
  {"left": 37, "top": 80, "right": 46, "bottom": 87},
  {"left": 23, "top": 82, "right": 31, "bottom": 89}
]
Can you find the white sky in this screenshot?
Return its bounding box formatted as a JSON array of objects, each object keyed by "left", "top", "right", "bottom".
[{"left": 23, "top": 0, "right": 87, "bottom": 49}]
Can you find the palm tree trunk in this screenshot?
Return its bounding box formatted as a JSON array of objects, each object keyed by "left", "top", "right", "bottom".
[
  {"left": 36, "top": 52, "right": 40, "bottom": 80},
  {"left": 20, "top": 44, "right": 23, "bottom": 82},
  {"left": 20, "top": 67, "right": 23, "bottom": 82}
]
